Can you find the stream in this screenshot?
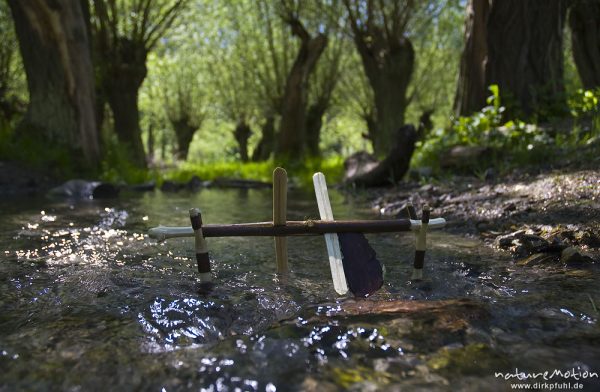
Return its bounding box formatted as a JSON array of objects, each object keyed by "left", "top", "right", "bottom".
[{"left": 1, "top": 188, "right": 599, "bottom": 391}]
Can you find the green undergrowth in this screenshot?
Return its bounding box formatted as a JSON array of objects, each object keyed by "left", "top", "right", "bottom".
[
  {"left": 412, "top": 86, "right": 600, "bottom": 178},
  {"left": 162, "top": 156, "right": 345, "bottom": 188},
  {"left": 0, "top": 124, "right": 93, "bottom": 179}
]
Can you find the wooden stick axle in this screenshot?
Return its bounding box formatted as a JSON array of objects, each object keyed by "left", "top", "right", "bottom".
[{"left": 149, "top": 218, "right": 446, "bottom": 240}]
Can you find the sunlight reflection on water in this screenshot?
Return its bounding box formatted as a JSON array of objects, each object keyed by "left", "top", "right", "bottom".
[{"left": 0, "top": 189, "right": 598, "bottom": 390}]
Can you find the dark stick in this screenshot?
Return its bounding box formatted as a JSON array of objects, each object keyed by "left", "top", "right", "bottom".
[
  {"left": 201, "top": 219, "right": 413, "bottom": 237},
  {"left": 189, "top": 208, "right": 212, "bottom": 283}
]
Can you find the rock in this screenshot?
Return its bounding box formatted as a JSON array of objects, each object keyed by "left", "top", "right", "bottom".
[
  {"left": 160, "top": 180, "right": 184, "bottom": 192},
  {"left": 49, "top": 180, "right": 119, "bottom": 199},
  {"left": 427, "top": 343, "right": 509, "bottom": 376},
  {"left": 517, "top": 253, "right": 559, "bottom": 267},
  {"left": 494, "top": 230, "right": 553, "bottom": 258},
  {"left": 187, "top": 175, "right": 203, "bottom": 191},
  {"left": 209, "top": 178, "right": 271, "bottom": 189},
  {"left": 560, "top": 247, "right": 595, "bottom": 266},
  {"left": 49, "top": 179, "right": 98, "bottom": 198},
  {"left": 343, "top": 151, "right": 379, "bottom": 180},
  {"left": 575, "top": 230, "right": 600, "bottom": 248},
  {"left": 128, "top": 182, "right": 155, "bottom": 192},
  {"left": 345, "top": 125, "right": 418, "bottom": 187},
  {"left": 91, "top": 183, "right": 119, "bottom": 199},
  {"left": 495, "top": 231, "right": 525, "bottom": 248},
  {"left": 440, "top": 146, "right": 490, "bottom": 168},
  {"left": 409, "top": 166, "right": 433, "bottom": 181}
]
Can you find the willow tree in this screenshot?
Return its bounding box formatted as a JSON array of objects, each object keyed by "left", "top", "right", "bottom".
[
  {"left": 455, "top": 0, "right": 568, "bottom": 118},
  {"left": 163, "top": 70, "right": 205, "bottom": 161},
  {"left": 184, "top": 0, "right": 295, "bottom": 162},
  {"left": 344, "top": 0, "right": 416, "bottom": 156},
  {"left": 91, "top": 0, "right": 188, "bottom": 167},
  {"left": 204, "top": 2, "right": 261, "bottom": 162},
  {"left": 305, "top": 29, "right": 349, "bottom": 157},
  {"left": 275, "top": 2, "right": 328, "bottom": 159},
  {"left": 8, "top": 0, "right": 100, "bottom": 166},
  {"left": 453, "top": 0, "right": 489, "bottom": 116},
  {"left": 569, "top": 0, "right": 600, "bottom": 90}
]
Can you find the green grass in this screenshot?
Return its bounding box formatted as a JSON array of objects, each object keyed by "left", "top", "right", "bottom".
[{"left": 162, "top": 156, "right": 345, "bottom": 188}]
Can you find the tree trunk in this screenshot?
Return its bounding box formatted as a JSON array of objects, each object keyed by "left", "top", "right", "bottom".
[
  {"left": 354, "top": 34, "right": 414, "bottom": 156},
  {"left": 276, "top": 20, "right": 327, "bottom": 160},
  {"left": 345, "top": 124, "right": 417, "bottom": 187},
  {"left": 486, "top": 0, "right": 568, "bottom": 118},
  {"left": 234, "top": 120, "right": 252, "bottom": 162},
  {"left": 101, "top": 38, "right": 147, "bottom": 168},
  {"left": 8, "top": 0, "right": 99, "bottom": 167},
  {"left": 454, "top": 0, "right": 491, "bottom": 116},
  {"left": 146, "top": 123, "right": 155, "bottom": 165},
  {"left": 171, "top": 117, "right": 198, "bottom": 161},
  {"left": 305, "top": 103, "right": 327, "bottom": 156},
  {"left": 569, "top": 0, "right": 600, "bottom": 90},
  {"left": 252, "top": 115, "right": 275, "bottom": 161}
]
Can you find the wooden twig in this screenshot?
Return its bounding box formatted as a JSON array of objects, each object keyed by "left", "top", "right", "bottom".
[
  {"left": 273, "top": 167, "right": 288, "bottom": 274},
  {"left": 148, "top": 218, "right": 446, "bottom": 240}
]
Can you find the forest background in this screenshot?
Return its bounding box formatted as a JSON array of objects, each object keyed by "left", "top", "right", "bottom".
[{"left": 0, "top": 0, "right": 598, "bottom": 186}]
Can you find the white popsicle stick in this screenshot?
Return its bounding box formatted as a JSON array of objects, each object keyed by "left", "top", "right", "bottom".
[{"left": 313, "top": 172, "right": 348, "bottom": 295}]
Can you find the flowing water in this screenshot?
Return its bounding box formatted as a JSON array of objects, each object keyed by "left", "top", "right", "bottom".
[{"left": 0, "top": 188, "right": 599, "bottom": 391}]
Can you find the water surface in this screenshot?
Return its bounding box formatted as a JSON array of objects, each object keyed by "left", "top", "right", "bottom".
[{"left": 1, "top": 189, "right": 599, "bottom": 391}]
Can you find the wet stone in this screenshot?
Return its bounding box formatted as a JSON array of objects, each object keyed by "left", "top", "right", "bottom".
[
  {"left": 560, "top": 247, "right": 596, "bottom": 267},
  {"left": 516, "top": 253, "right": 560, "bottom": 267},
  {"left": 495, "top": 231, "right": 552, "bottom": 257}
]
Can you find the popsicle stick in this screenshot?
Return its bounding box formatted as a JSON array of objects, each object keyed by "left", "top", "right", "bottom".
[
  {"left": 412, "top": 205, "right": 430, "bottom": 280},
  {"left": 189, "top": 208, "right": 212, "bottom": 283},
  {"left": 273, "top": 167, "right": 288, "bottom": 274},
  {"left": 313, "top": 172, "right": 348, "bottom": 295}
]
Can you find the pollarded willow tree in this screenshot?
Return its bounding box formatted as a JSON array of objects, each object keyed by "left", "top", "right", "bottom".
[
  {"left": 454, "top": 0, "right": 569, "bottom": 118},
  {"left": 344, "top": 0, "right": 416, "bottom": 157},
  {"left": 305, "top": 28, "right": 350, "bottom": 157},
  {"left": 275, "top": 1, "right": 329, "bottom": 159},
  {"left": 162, "top": 64, "right": 206, "bottom": 161},
  {"left": 8, "top": 0, "right": 100, "bottom": 167},
  {"left": 204, "top": 1, "right": 262, "bottom": 162},
  {"left": 225, "top": 0, "right": 347, "bottom": 160},
  {"left": 91, "top": 0, "right": 188, "bottom": 168}
]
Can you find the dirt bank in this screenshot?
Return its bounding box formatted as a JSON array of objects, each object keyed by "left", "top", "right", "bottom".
[{"left": 369, "top": 166, "right": 600, "bottom": 263}]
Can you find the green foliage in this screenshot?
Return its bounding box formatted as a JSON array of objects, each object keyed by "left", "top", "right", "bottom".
[
  {"left": 0, "top": 131, "right": 82, "bottom": 179},
  {"left": 162, "top": 156, "right": 344, "bottom": 189},
  {"left": 100, "top": 132, "right": 158, "bottom": 184},
  {"left": 569, "top": 88, "right": 600, "bottom": 117},
  {"left": 412, "top": 85, "right": 598, "bottom": 174}
]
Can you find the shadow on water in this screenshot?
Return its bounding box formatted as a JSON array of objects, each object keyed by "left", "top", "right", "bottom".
[{"left": 0, "top": 189, "right": 599, "bottom": 390}]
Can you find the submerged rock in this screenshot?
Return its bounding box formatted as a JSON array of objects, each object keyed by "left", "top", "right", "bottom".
[
  {"left": 516, "top": 253, "right": 559, "bottom": 267},
  {"left": 427, "top": 343, "right": 509, "bottom": 376},
  {"left": 48, "top": 180, "right": 119, "bottom": 199},
  {"left": 560, "top": 247, "right": 595, "bottom": 266}
]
